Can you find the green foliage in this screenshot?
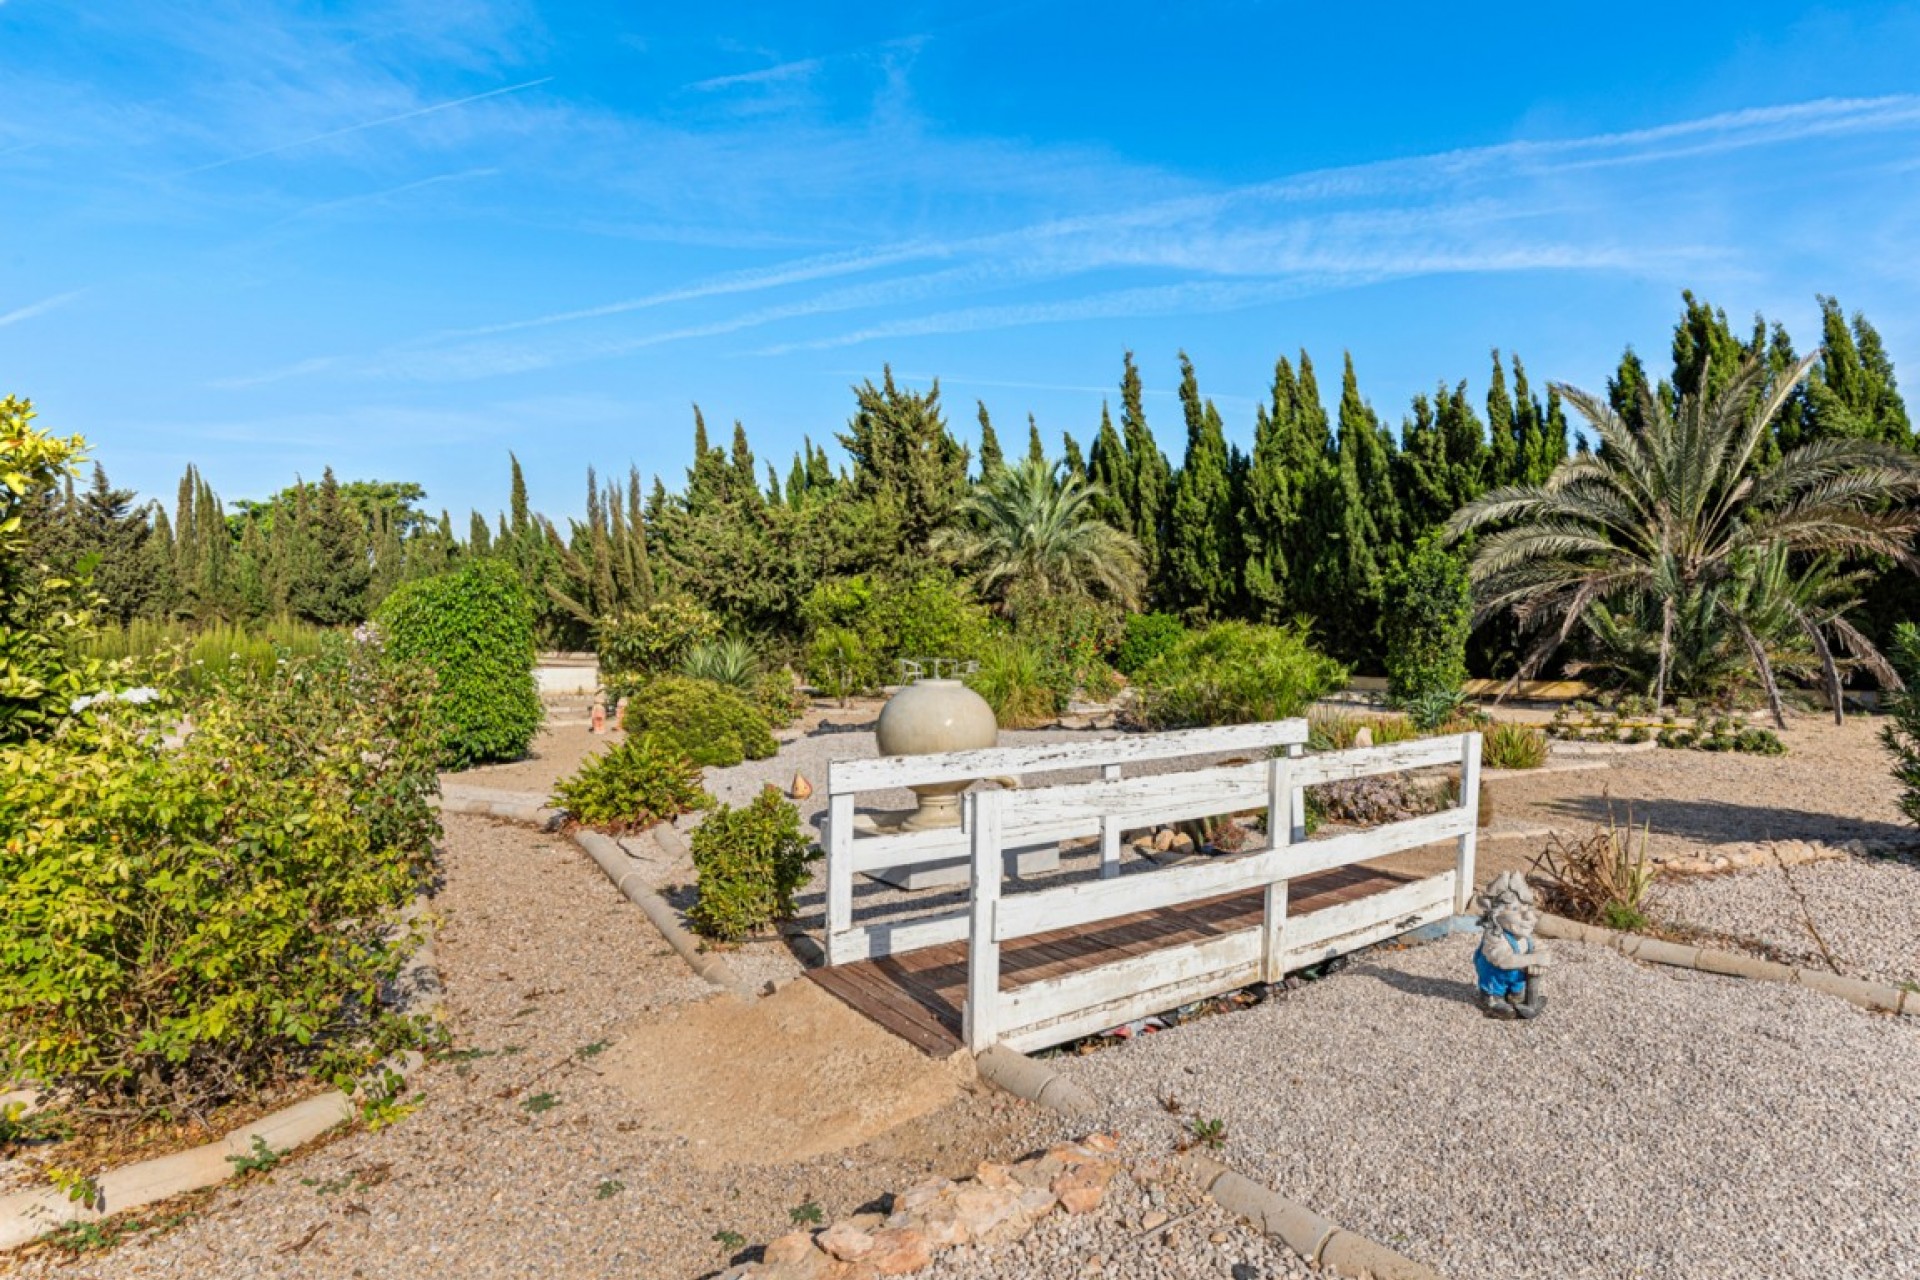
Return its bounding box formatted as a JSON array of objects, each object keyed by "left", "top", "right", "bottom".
[
  {"left": 1482, "top": 721, "right": 1550, "bottom": 770},
  {"left": 789, "top": 1201, "right": 824, "bottom": 1227},
  {"left": 681, "top": 636, "right": 758, "bottom": 689},
  {"left": 753, "top": 668, "right": 809, "bottom": 728},
  {"left": 522, "top": 1092, "right": 560, "bottom": 1114},
  {"left": 1164, "top": 353, "right": 1237, "bottom": 617},
  {"left": 1308, "top": 710, "right": 1418, "bottom": 750},
  {"left": 226, "top": 1137, "right": 283, "bottom": 1175},
  {"left": 799, "top": 573, "right": 991, "bottom": 693},
  {"left": 1551, "top": 702, "right": 1786, "bottom": 755},
  {"left": 1530, "top": 808, "right": 1660, "bottom": 930},
  {"left": 967, "top": 634, "right": 1066, "bottom": 728},
  {"left": 934, "top": 458, "right": 1143, "bottom": 608},
  {"left": 1133, "top": 622, "right": 1346, "bottom": 729},
  {"left": 1, "top": 396, "right": 100, "bottom": 745},
  {"left": 0, "top": 635, "right": 440, "bottom": 1115},
  {"left": 1401, "top": 687, "right": 1477, "bottom": 734},
  {"left": 375, "top": 560, "right": 542, "bottom": 768},
  {"left": 551, "top": 737, "right": 713, "bottom": 834},
  {"left": 1882, "top": 623, "right": 1920, "bottom": 826},
  {"left": 596, "top": 598, "right": 721, "bottom": 681},
  {"left": 687, "top": 788, "right": 816, "bottom": 941},
  {"left": 621, "top": 675, "right": 776, "bottom": 768},
  {"left": 1114, "top": 612, "right": 1186, "bottom": 676},
  {"left": 82, "top": 617, "right": 336, "bottom": 695},
  {"left": 1383, "top": 539, "right": 1471, "bottom": 705}
]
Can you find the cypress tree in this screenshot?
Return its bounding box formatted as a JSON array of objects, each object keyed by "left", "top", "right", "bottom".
[
  {"left": 1801, "top": 296, "right": 1913, "bottom": 447},
  {"left": 509, "top": 453, "right": 530, "bottom": 536},
  {"left": 1243, "top": 355, "right": 1303, "bottom": 621},
  {"left": 838, "top": 366, "right": 968, "bottom": 556},
  {"left": 286, "top": 468, "right": 370, "bottom": 625},
  {"left": 1118, "top": 351, "right": 1172, "bottom": 593},
  {"left": 1165, "top": 352, "right": 1236, "bottom": 617},
  {"left": 976, "top": 402, "right": 1003, "bottom": 476},
  {"left": 1061, "top": 430, "right": 1086, "bottom": 481},
  {"left": 729, "top": 421, "right": 761, "bottom": 506},
  {"left": 1486, "top": 351, "right": 1517, "bottom": 487},
  {"left": 468, "top": 510, "right": 492, "bottom": 556},
  {"left": 1086, "top": 402, "right": 1129, "bottom": 533},
  {"left": 1025, "top": 415, "right": 1047, "bottom": 467}
]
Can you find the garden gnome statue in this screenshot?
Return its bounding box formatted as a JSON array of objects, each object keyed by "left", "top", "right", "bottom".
[
  {"left": 1472, "top": 871, "right": 1552, "bottom": 1020},
  {"left": 591, "top": 701, "right": 606, "bottom": 734}
]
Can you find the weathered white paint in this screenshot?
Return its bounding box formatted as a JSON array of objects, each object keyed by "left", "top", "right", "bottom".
[
  {"left": 964, "top": 789, "right": 1004, "bottom": 1052},
  {"left": 1454, "top": 732, "right": 1482, "bottom": 913},
  {"left": 824, "top": 909, "right": 969, "bottom": 965},
  {"left": 997, "top": 930, "right": 1264, "bottom": 1033},
  {"left": 994, "top": 847, "right": 1284, "bottom": 942},
  {"left": 999, "top": 952, "right": 1266, "bottom": 1053},
  {"left": 1286, "top": 736, "right": 1463, "bottom": 788}
]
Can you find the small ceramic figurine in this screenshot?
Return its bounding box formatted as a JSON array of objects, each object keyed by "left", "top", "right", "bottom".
[
  {"left": 1472, "top": 871, "right": 1553, "bottom": 1020},
  {"left": 591, "top": 702, "right": 606, "bottom": 734}
]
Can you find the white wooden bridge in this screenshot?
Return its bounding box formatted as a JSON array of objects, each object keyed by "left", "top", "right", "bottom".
[{"left": 807, "top": 720, "right": 1482, "bottom": 1055}]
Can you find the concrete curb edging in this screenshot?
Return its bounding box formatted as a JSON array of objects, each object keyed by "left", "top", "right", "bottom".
[
  {"left": 433, "top": 794, "right": 561, "bottom": 828},
  {"left": 973, "top": 1045, "right": 1440, "bottom": 1279},
  {"left": 1538, "top": 913, "right": 1919, "bottom": 1017},
  {"left": 0, "top": 934, "right": 445, "bottom": 1254}
]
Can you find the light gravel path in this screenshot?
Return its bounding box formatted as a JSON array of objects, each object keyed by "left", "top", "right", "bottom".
[
  {"left": 1058, "top": 934, "right": 1920, "bottom": 1280},
  {"left": 8, "top": 815, "right": 1073, "bottom": 1279},
  {"left": 1658, "top": 853, "right": 1920, "bottom": 989}
]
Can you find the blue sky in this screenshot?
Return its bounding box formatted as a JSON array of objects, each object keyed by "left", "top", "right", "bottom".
[{"left": 5, "top": 2, "right": 1920, "bottom": 524}]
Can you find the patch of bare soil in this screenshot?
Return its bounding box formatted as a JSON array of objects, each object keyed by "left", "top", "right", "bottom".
[{"left": 601, "top": 981, "right": 970, "bottom": 1168}]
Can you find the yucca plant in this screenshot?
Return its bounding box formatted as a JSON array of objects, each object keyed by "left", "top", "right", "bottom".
[
  {"left": 1482, "top": 721, "right": 1550, "bottom": 770},
  {"left": 680, "top": 636, "right": 759, "bottom": 689},
  {"left": 1448, "top": 353, "right": 1920, "bottom": 725},
  {"left": 1530, "top": 804, "right": 1660, "bottom": 931}
]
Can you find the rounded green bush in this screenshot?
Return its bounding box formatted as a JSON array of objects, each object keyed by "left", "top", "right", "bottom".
[
  {"left": 597, "top": 598, "right": 720, "bottom": 680},
  {"left": 1134, "top": 621, "right": 1346, "bottom": 728},
  {"left": 375, "top": 560, "right": 542, "bottom": 768},
  {"left": 1383, "top": 539, "right": 1471, "bottom": 705},
  {"left": 622, "top": 674, "right": 776, "bottom": 768},
  {"left": 550, "top": 736, "right": 712, "bottom": 834},
  {"left": 1114, "top": 612, "right": 1186, "bottom": 676}
]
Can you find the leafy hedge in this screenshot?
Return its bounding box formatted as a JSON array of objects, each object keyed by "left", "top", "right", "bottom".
[
  {"left": 0, "top": 635, "right": 440, "bottom": 1114},
  {"left": 1114, "top": 612, "right": 1186, "bottom": 676},
  {"left": 551, "top": 736, "right": 711, "bottom": 834},
  {"left": 1134, "top": 622, "right": 1346, "bottom": 728},
  {"left": 621, "top": 675, "right": 776, "bottom": 768},
  {"left": 799, "top": 574, "right": 989, "bottom": 694},
  {"left": 1383, "top": 539, "right": 1471, "bottom": 705},
  {"left": 688, "top": 788, "right": 816, "bottom": 941},
  {"left": 598, "top": 598, "right": 721, "bottom": 682},
  {"left": 374, "top": 559, "right": 542, "bottom": 768}
]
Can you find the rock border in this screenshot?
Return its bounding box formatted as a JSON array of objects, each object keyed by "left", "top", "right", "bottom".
[
  {"left": 974, "top": 1046, "right": 1441, "bottom": 1279},
  {"left": 1537, "top": 912, "right": 1919, "bottom": 1017},
  {"left": 0, "top": 934, "right": 445, "bottom": 1254}
]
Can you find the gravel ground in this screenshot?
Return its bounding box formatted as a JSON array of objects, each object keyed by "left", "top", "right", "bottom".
[
  {"left": 1059, "top": 934, "right": 1920, "bottom": 1280},
  {"left": 1658, "top": 853, "right": 1920, "bottom": 988},
  {"left": 7, "top": 815, "right": 1074, "bottom": 1279}
]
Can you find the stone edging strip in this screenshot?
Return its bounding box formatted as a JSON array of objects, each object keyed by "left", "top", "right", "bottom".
[
  {"left": 973, "top": 1046, "right": 1440, "bottom": 1279},
  {"left": 0, "top": 941, "right": 444, "bottom": 1253},
  {"left": 436, "top": 792, "right": 758, "bottom": 1003},
  {"left": 1538, "top": 913, "right": 1920, "bottom": 1017}
]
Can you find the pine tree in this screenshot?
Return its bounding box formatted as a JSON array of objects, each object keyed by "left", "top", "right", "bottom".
[
  {"left": 976, "top": 402, "right": 1003, "bottom": 476},
  {"left": 1164, "top": 353, "right": 1237, "bottom": 617},
  {"left": 1799, "top": 296, "right": 1913, "bottom": 448},
  {"left": 837, "top": 366, "right": 968, "bottom": 556},
  {"left": 729, "top": 421, "right": 762, "bottom": 507}
]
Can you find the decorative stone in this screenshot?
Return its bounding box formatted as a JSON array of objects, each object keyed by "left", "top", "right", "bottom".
[
  {"left": 863, "top": 1227, "right": 932, "bottom": 1275},
  {"left": 874, "top": 679, "right": 998, "bottom": 830},
  {"left": 790, "top": 772, "right": 813, "bottom": 801},
  {"left": 818, "top": 1221, "right": 875, "bottom": 1262},
  {"left": 952, "top": 1184, "right": 1028, "bottom": 1244},
  {"left": 764, "top": 1232, "right": 821, "bottom": 1266},
  {"left": 1152, "top": 828, "right": 1176, "bottom": 852},
  {"left": 1052, "top": 1162, "right": 1117, "bottom": 1214},
  {"left": 976, "top": 1160, "right": 1014, "bottom": 1188},
  {"left": 1141, "top": 1209, "right": 1169, "bottom": 1231},
  {"left": 1353, "top": 724, "right": 1374, "bottom": 747}
]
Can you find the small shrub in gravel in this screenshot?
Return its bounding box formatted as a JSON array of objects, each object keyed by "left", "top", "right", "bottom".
[
  {"left": 551, "top": 737, "right": 713, "bottom": 834},
  {"left": 1134, "top": 622, "right": 1345, "bottom": 729},
  {"left": 753, "top": 667, "right": 809, "bottom": 729},
  {"left": 1483, "top": 721, "right": 1550, "bottom": 769},
  {"left": 622, "top": 674, "right": 777, "bottom": 768},
  {"left": 688, "top": 788, "right": 817, "bottom": 941},
  {"left": 681, "top": 636, "right": 758, "bottom": 688},
  {"left": 1531, "top": 807, "right": 1660, "bottom": 930},
  {"left": 1113, "top": 611, "right": 1185, "bottom": 675}
]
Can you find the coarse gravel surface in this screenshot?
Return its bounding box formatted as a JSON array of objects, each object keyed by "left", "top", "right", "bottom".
[
  {"left": 4, "top": 814, "right": 1076, "bottom": 1279},
  {"left": 1058, "top": 933, "right": 1920, "bottom": 1280},
  {"left": 1658, "top": 853, "right": 1920, "bottom": 988}
]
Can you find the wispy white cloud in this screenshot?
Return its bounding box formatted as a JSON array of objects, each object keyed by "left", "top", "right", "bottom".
[
  {"left": 176, "top": 76, "right": 553, "bottom": 175},
  {"left": 686, "top": 57, "right": 824, "bottom": 93},
  {"left": 0, "top": 289, "right": 84, "bottom": 327}
]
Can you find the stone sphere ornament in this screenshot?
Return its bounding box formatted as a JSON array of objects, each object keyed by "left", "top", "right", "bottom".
[
  {"left": 874, "top": 678, "right": 998, "bottom": 830},
  {"left": 1472, "top": 871, "right": 1554, "bottom": 1020}
]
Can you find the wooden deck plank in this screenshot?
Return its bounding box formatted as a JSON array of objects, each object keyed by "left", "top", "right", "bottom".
[{"left": 806, "top": 863, "right": 1425, "bottom": 1056}]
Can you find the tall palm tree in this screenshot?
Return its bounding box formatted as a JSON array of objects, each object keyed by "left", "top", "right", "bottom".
[
  {"left": 1446, "top": 354, "right": 1920, "bottom": 725},
  {"left": 935, "top": 457, "right": 1145, "bottom": 609}
]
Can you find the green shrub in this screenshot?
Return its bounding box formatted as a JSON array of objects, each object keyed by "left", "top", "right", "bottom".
[
  {"left": 1887, "top": 623, "right": 1920, "bottom": 823},
  {"left": 1005, "top": 586, "right": 1121, "bottom": 704},
  {"left": 681, "top": 637, "right": 758, "bottom": 689},
  {"left": 754, "top": 668, "right": 809, "bottom": 728},
  {"left": 1134, "top": 622, "right": 1346, "bottom": 729},
  {"left": 806, "top": 626, "right": 876, "bottom": 705},
  {"left": 1114, "top": 612, "right": 1186, "bottom": 676},
  {"left": 597, "top": 599, "right": 720, "bottom": 681},
  {"left": 1383, "top": 539, "right": 1472, "bottom": 705},
  {"left": 687, "top": 788, "right": 817, "bottom": 941},
  {"left": 0, "top": 635, "right": 440, "bottom": 1114},
  {"left": 83, "top": 617, "right": 337, "bottom": 696},
  {"left": 799, "top": 574, "right": 989, "bottom": 693},
  {"left": 551, "top": 737, "right": 712, "bottom": 834},
  {"left": 374, "top": 560, "right": 541, "bottom": 768},
  {"left": 1483, "top": 722, "right": 1550, "bottom": 769},
  {"left": 622, "top": 675, "right": 776, "bottom": 768},
  {"left": 967, "top": 635, "right": 1065, "bottom": 728}
]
